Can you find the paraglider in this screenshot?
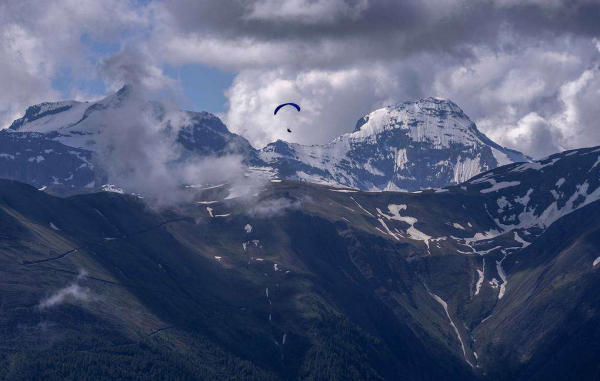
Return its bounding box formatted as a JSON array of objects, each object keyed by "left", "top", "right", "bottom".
[
  {"left": 274, "top": 103, "right": 301, "bottom": 115},
  {"left": 274, "top": 103, "right": 301, "bottom": 133}
]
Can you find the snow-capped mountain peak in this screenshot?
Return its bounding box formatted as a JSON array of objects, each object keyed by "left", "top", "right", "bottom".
[
  {"left": 4, "top": 89, "right": 529, "bottom": 193},
  {"left": 351, "top": 97, "right": 483, "bottom": 148},
  {"left": 260, "top": 97, "right": 530, "bottom": 191},
  {"left": 9, "top": 100, "right": 87, "bottom": 133},
  {"left": 8, "top": 85, "right": 141, "bottom": 133},
  {"left": 353, "top": 97, "right": 464, "bottom": 134},
  {"left": 1, "top": 85, "right": 259, "bottom": 188},
  {"left": 7, "top": 85, "right": 248, "bottom": 153}
]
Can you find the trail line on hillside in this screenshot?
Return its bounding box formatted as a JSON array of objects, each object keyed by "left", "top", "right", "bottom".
[{"left": 21, "top": 217, "right": 193, "bottom": 266}]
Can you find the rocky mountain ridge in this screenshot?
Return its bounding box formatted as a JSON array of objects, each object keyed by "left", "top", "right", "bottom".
[
  {"left": 261, "top": 97, "right": 529, "bottom": 191},
  {"left": 3, "top": 87, "right": 528, "bottom": 192}
]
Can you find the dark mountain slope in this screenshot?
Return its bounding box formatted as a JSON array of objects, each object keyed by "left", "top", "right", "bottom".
[
  {"left": 473, "top": 198, "right": 600, "bottom": 380},
  {"left": 0, "top": 146, "right": 599, "bottom": 380},
  {"left": 0, "top": 180, "right": 475, "bottom": 380},
  {"left": 0, "top": 131, "right": 94, "bottom": 188}
]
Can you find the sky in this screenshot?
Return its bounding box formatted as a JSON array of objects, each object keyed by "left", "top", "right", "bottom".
[{"left": 1, "top": 0, "right": 600, "bottom": 158}]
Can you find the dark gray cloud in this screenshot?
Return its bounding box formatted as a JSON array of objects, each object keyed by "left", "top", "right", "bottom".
[
  {"left": 150, "top": 0, "right": 600, "bottom": 157},
  {"left": 164, "top": 0, "right": 600, "bottom": 41},
  {"left": 158, "top": 0, "right": 600, "bottom": 68},
  {"left": 2, "top": 0, "right": 600, "bottom": 159},
  {"left": 97, "top": 48, "right": 182, "bottom": 99}
]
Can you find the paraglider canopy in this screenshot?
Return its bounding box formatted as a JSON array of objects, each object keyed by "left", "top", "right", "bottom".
[{"left": 274, "top": 103, "right": 301, "bottom": 115}]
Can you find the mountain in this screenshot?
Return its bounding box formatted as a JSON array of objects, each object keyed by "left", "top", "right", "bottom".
[
  {"left": 1, "top": 146, "right": 599, "bottom": 380},
  {"left": 4, "top": 85, "right": 260, "bottom": 190},
  {"left": 0, "top": 130, "right": 94, "bottom": 188},
  {"left": 260, "top": 98, "right": 530, "bottom": 191},
  {"left": 8, "top": 85, "right": 253, "bottom": 155},
  {"left": 3, "top": 89, "right": 527, "bottom": 193}
]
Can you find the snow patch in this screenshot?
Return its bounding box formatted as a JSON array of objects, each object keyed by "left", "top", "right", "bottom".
[
  {"left": 194, "top": 183, "right": 226, "bottom": 190},
  {"left": 28, "top": 155, "right": 45, "bottom": 163},
  {"left": 102, "top": 184, "right": 124, "bottom": 194},
  {"left": 463, "top": 229, "right": 501, "bottom": 246},
  {"left": 496, "top": 259, "right": 508, "bottom": 299},
  {"left": 489, "top": 279, "right": 499, "bottom": 289},
  {"left": 454, "top": 156, "right": 482, "bottom": 184},
  {"left": 475, "top": 258, "right": 485, "bottom": 296},
  {"left": 350, "top": 197, "right": 375, "bottom": 217},
  {"left": 395, "top": 148, "right": 408, "bottom": 171},
  {"left": 514, "top": 231, "right": 530, "bottom": 248},
  {"left": 514, "top": 188, "right": 534, "bottom": 206},
  {"left": 427, "top": 289, "right": 473, "bottom": 367},
  {"left": 498, "top": 181, "right": 600, "bottom": 231},
  {"left": 378, "top": 204, "right": 432, "bottom": 247},
  {"left": 513, "top": 157, "right": 560, "bottom": 172},
  {"left": 480, "top": 180, "right": 521, "bottom": 193},
  {"left": 329, "top": 188, "right": 358, "bottom": 193},
  {"left": 590, "top": 156, "right": 600, "bottom": 172}
]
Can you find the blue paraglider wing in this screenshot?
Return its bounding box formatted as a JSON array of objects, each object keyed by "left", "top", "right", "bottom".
[{"left": 274, "top": 103, "right": 301, "bottom": 115}]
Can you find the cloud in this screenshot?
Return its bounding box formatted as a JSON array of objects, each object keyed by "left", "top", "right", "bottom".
[
  {"left": 482, "top": 112, "right": 565, "bottom": 159},
  {"left": 3, "top": 0, "right": 600, "bottom": 159},
  {"left": 0, "top": 22, "right": 61, "bottom": 127},
  {"left": 221, "top": 37, "right": 600, "bottom": 157},
  {"left": 243, "top": 0, "right": 369, "bottom": 24},
  {"left": 247, "top": 197, "right": 302, "bottom": 217},
  {"left": 468, "top": 52, "right": 600, "bottom": 158},
  {"left": 224, "top": 66, "right": 406, "bottom": 147},
  {"left": 88, "top": 85, "right": 253, "bottom": 206},
  {"left": 39, "top": 284, "right": 92, "bottom": 309},
  {"left": 144, "top": 0, "right": 600, "bottom": 157},
  {"left": 39, "top": 270, "right": 93, "bottom": 309},
  {"left": 98, "top": 48, "right": 182, "bottom": 98},
  {"left": 155, "top": 0, "right": 600, "bottom": 70},
  {"left": 0, "top": 0, "right": 149, "bottom": 127}
]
